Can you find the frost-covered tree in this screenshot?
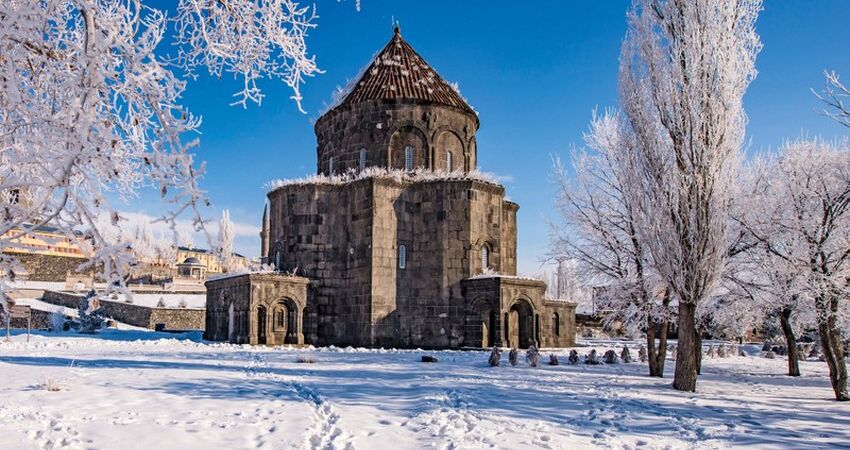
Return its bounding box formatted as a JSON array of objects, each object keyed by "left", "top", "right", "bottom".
[
  {"left": 740, "top": 139, "right": 850, "bottom": 400},
  {"left": 815, "top": 71, "right": 850, "bottom": 128},
  {"left": 619, "top": 0, "right": 762, "bottom": 392},
  {"left": 549, "top": 110, "right": 672, "bottom": 377},
  {"left": 0, "top": 0, "right": 323, "bottom": 306},
  {"left": 217, "top": 210, "right": 235, "bottom": 272}
]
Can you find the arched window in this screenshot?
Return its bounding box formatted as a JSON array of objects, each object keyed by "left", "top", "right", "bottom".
[
  {"left": 553, "top": 312, "right": 560, "bottom": 336},
  {"left": 404, "top": 145, "right": 413, "bottom": 171},
  {"left": 446, "top": 151, "right": 453, "bottom": 172},
  {"left": 398, "top": 244, "right": 407, "bottom": 269},
  {"left": 328, "top": 156, "right": 335, "bottom": 175},
  {"left": 481, "top": 245, "right": 490, "bottom": 272},
  {"left": 359, "top": 148, "right": 367, "bottom": 171}
]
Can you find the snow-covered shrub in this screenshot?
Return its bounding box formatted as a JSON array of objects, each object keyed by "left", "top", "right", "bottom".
[
  {"left": 488, "top": 347, "right": 501, "bottom": 367},
  {"left": 548, "top": 354, "right": 560, "bottom": 366},
  {"left": 526, "top": 345, "right": 540, "bottom": 367},
  {"left": 508, "top": 348, "right": 518, "bottom": 366},
  {"left": 585, "top": 349, "right": 601, "bottom": 365},
  {"left": 669, "top": 345, "right": 678, "bottom": 361},
  {"left": 43, "top": 377, "right": 64, "bottom": 392},
  {"left": 764, "top": 351, "right": 776, "bottom": 359},
  {"left": 177, "top": 298, "right": 188, "bottom": 308},
  {"left": 78, "top": 290, "right": 105, "bottom": 334},
  {"left": 621, "top": 346, "right": 632, "bottom": 363},
  {"left": 156, "top": 298, "right": 166, "bottom": 308},
  {"left": 568, "top": 350, "right": 579, "bottom": 365},
  {"left": 603, "top": 350, "right": 619, "bottom": 364},
  {"left": 707, "top": 345, "right": 717, "bottom": 358},
  {"left": 296, "top": 355, "right": 316, "bottom": 364}
]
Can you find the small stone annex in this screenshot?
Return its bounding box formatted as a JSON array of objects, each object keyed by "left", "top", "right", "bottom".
[{"left": 204, "top": 27, "right": 576, "bottom": 349}]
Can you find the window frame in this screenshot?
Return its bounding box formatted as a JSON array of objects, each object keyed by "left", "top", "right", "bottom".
[{"left": 398, "top": 244, "right": 407, "bottom": 269}]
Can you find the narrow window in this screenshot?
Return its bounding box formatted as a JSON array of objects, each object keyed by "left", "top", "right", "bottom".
[
  {"left": 328, "top": 156, "right": 335, "bottom": 175},
  {"left": 359, "top": 148, "right": 367, "bottom": 171},
  {"left": 553, "top": 313, "right": 560, "bottom": 336},
  {"left": 446, "top": 151, "right": 453, "bottom": 172},
  {"left": 398, "top": 244, "right": 407, "bottom": 269},
  {"left": 481, "top": 245, "right": 490, "bottom": 272},
  {"left": 277, "top": 308, "right": 286, "bottom": 328},
  {"left": 404, "top": 145, "right": 413, "bottom": 171},
  {"left": 274, "top": 251, "right": 281, "bottom": 271}
]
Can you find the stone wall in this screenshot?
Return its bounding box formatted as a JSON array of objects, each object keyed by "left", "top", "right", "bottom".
[
  {"left": 204, "top": 274, "right": 309, "bottom": 345},
  {"left": 267, "top": 175, "right": 520, "bottom": 348},
  {"left": 7, "top": 253, "right": 92, "bottom": 281},
  {"left": 41, "top": 290, "right": 204, "bottom": 331},
  {"left": 6, "top": 309, "right": 51, "bottom": 330},
  {"left": 314, "top": 100, "right": 479, "bottom": 175}
]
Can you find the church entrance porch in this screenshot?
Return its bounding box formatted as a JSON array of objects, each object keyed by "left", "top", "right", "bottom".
[
  {"left": 204, "top": 273, "right": 309, "bottom": 346},
  {"left": 461, "top": 275, "right": 576, "bottom": 349}
]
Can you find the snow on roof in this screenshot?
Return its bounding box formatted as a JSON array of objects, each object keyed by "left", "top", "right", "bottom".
[{"left": 266, "top": 167, "right": 503, "bottom": 192}]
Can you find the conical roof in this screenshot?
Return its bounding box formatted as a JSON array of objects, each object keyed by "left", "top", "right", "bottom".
[{"left": 329, "top": 27, "right": 475, "bottom": 116}]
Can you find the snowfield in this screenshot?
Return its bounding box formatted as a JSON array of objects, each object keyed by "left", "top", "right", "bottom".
[{"left": 0, "top": 333, "right": 848, "bottom": 450}]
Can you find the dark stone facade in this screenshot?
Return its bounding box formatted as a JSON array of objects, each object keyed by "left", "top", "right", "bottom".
[
  {"left": 207, "top": 29, "right": 576, "bottom": 349},
  {"left": 204, "top": 274, "right": 309, "bottom": 345}
]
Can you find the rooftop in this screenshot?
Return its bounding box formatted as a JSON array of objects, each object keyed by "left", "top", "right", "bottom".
[{"left": 323, "top": 26, "right": 476, "bottom": 118}]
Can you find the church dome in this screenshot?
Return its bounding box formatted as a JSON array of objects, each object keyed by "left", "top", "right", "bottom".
[
  {"left": 323, "top": 26, "right": 475, "bottom": 117},
  {"left": 314, "top": 27, "right": 479, "bottom": 176}
]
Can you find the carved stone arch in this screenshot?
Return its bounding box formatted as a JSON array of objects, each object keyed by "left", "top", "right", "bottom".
[
  {"left": 432, "top": 128, "right": 465, "bottom": 172},
  {"left": 472, "top": 236, "right": 498, "bottom": 273},
  {"left": 387, "top": 122, "right": 430, "bottom": 170},
  {"left": 506, "top": 297, "right": 536, "bottom": 349},
  {"left": 465, "top": 296, "right": 500, "bottom": 348}
]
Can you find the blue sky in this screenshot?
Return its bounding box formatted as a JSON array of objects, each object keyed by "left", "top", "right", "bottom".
[{"left": 134, "top": 0, "right": 850, "bottom": 272}]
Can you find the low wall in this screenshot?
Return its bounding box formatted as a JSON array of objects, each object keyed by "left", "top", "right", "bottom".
[
  {"left": 6, "top": 253, "right": 93, "bottom": 281},
  {"left": 41, "top": 291, "right": 204, "bottom": 331},
  {"left": 7, "top": 310, "right": 51, "bottom": 330}
]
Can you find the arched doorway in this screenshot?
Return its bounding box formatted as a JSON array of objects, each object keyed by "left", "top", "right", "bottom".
[
  {"left": 257, "top": 305, "right": 267, "bottom": 345},
  {"left": 466, "top": 299, "right": 499, "bottom": 348},
  {"left": 507, "top": 299, "right": 534, "bottom": 348},
  {"left": 272, "top": 299, "right": 300, "bottom": 345}
]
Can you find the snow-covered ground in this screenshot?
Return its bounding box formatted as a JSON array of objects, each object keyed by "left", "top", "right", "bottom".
[{"left": 0, "top": 333, "right": 847, "bottom": 450}]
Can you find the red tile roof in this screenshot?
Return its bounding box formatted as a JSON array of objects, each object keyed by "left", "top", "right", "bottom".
[{"left": 332, "top": 27, "right": 475, "bottom": 116}]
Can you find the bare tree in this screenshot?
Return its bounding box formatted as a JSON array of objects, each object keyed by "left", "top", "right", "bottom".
[
  {"left": 549, "top": 110, "right": 672, "bottom": 377},
  {"left": 814, "top": 71, "right": 850, "bottom": 128},
  {"left": 0, "top": 0, "right": 324, "bottom": 305},
  {"left": 619, "top": 0, "right": 763, "bottom": 391}
]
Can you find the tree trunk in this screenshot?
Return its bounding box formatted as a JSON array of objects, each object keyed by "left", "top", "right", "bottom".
[
  {"left": 646, "top": 317, "right": 668, "bottom": 377},
  {"left": 817, "top": 295, "right": 849, "bottom": 401},
  {"left": 778, "top": 307, "right": 800, "bottom": 377},
  {"left": 695, "top": 331, "right": 703, "bottom": 375},
  {"left": 673, "top": 302, "right": 699, "bottom": 392},
  {"left": 655, "top": 318, "right": 669, "bottom": 378},
  {"left": 647, "top": 319, "right": 659, "bottom": 377}
]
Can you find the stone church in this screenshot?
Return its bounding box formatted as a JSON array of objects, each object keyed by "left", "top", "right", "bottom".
[{"left": 205, "top": 28, "right": 576, "bottom": 349}]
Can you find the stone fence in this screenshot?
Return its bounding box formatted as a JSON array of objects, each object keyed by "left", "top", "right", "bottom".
[{"left": 41, "top": 291, "right": 204, "bottom": 331}]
